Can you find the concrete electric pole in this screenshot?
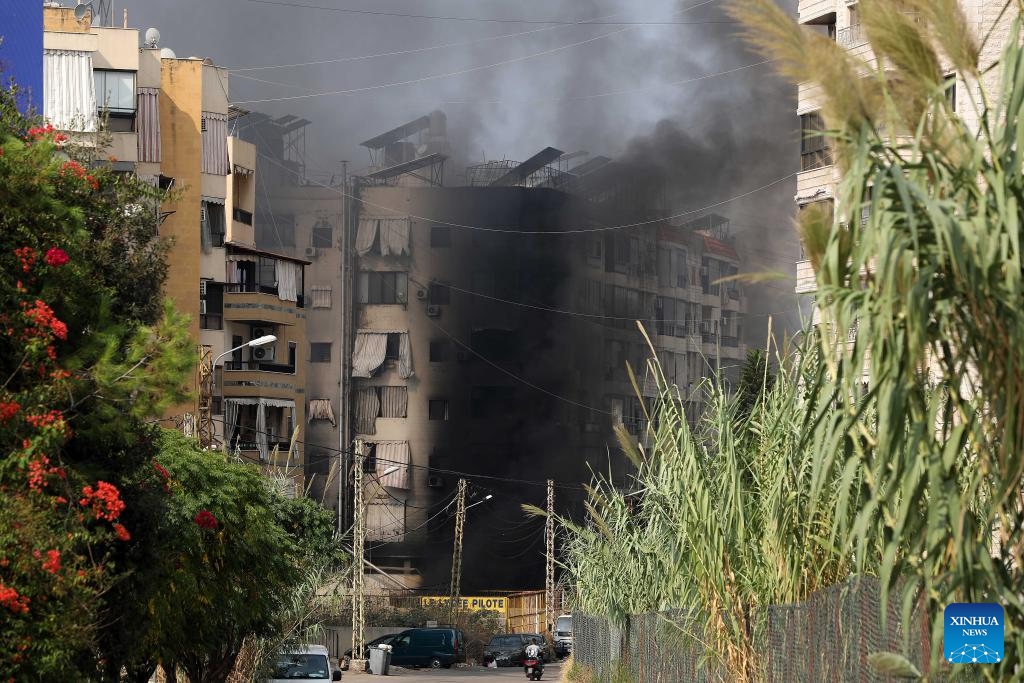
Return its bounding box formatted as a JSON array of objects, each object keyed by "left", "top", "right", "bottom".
[
  {"left": 449, "top": 478, "right": 467, "bottom": 623},
  {"left": 351, "top": 440, "right": 366, "bottom": 670},
  {"left": 545, "top": 478, "right": 555, "bottom": 636}
]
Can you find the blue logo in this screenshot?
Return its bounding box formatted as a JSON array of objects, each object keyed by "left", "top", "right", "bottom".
[{"left": 944, "top": 603, "right": 1004, "bottom": 664}]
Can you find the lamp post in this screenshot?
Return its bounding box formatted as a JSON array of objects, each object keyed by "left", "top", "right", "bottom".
[{"left": 214, "top": 334, "right": 276, "bottom": 451}]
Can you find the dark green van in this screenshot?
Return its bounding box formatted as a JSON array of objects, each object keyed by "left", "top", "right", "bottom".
[{"left": 388, "top": 627, "right": 466, "bottom": 668}]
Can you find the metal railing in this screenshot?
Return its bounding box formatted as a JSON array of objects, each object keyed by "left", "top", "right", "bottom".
[{"left": 837, "top": 23, "right": 864, "bottom": 47}]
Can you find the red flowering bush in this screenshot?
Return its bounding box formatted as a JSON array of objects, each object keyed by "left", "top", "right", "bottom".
[
  {"left": 194, "top": 510, "right": 218, "bottom": 529},
  {"left": 79, "top": 481, "right": 126, "bottom": 522}
]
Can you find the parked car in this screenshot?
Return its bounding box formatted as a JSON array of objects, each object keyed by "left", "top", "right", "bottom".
[
  {"left": 387, "top": 627, "right": 466, "bottom": 668},
  {"left": 483, "top": 633, "right": 554, "bottom": 667},
  {"left": 553, "top": 614, "right": 573, "bottom": 658},
  {"left": 267, "top": 644, "right": 341, "bottom": 682},
  {"left": 340, "top": 633, "right": 400, "bottom": 670}
]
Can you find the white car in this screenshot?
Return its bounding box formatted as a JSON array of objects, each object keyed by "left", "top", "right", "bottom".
[{"left": 267, "top": 644, "right": 341, "bottom": 682}]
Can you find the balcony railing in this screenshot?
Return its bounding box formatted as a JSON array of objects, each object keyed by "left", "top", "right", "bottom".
[
  {"left": 837, "top": 24, "right": 864, "bottom": 47},
  {"left": 225, "top": 282, "right": 305, "bottom": 308},
  {"left": 224, "top": 360, "right": 295, "bottom": 374}
]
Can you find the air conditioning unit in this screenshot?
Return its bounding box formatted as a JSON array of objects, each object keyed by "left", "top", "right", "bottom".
[
  {"left": 427, "top": 475, "right": 445, "bottom": 488},
  {"left": 252, "top": 344, "right": 276, "bottom": 362},
  {"left": 416, "top": 289, "right": 428, "bottom": 300},
  {"left": 251, "top": 326, "right": 273, "bottom": 340},
  {"left": 426, "top": 305, "right": 441, "bottom": 317},
  {"left": 199, "top": 279, "right": 208, "bottom": 296},
  {"left": 198, "top": 300, "right": 207, "bottom": 315},
  {"left": 304, "top": 247, "right": 319, "bottom": 258}
]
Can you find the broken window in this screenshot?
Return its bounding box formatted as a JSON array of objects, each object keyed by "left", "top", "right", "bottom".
[{"left": 358, "top": 271, "right": 408, "bottom": 304}]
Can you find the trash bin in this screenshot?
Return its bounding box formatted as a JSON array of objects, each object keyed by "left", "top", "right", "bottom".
[{"left": 368, "top": 646, "right": 391, "bottom": 675}]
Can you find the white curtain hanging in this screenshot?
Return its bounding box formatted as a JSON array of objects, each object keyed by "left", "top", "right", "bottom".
[
  {"left": 380, "top": 217, "right": 411, "bottom": 256},
  {"left": 275, "top": 260, "right": 299, "bottom": 302},
  {"left": 307, "top": 398, "right": 336, "bottom": 426},
  {"left": 224, "top": 399, "right": 239, "bottom": 447},
  {"left": 43, "top": 50, "right": 96, "bottom": 132},
  {"left": 352, "top": 332, "right": 388, "bottom": 377},
  {"left": 353, "top": 388, "right": 380, "bottom": 435},
  {"left": 398, "top": 332, "right": 413, "bottom": 379},
  {"left": 356, "top": 217, "right": 380, "bottom": 256}
]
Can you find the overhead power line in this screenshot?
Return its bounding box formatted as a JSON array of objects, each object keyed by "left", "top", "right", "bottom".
[{"left": 239, "top": 0, "right": 734, "bottom": 26}]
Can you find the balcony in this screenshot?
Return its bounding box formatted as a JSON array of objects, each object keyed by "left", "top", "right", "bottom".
[{"left": 837, "top": 24, "right": 865, "bottom": 48}]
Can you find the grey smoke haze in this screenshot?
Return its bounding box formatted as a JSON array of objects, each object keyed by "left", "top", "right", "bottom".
[{"left": 124, "top": 0, "right": 801, "bottom": 336}]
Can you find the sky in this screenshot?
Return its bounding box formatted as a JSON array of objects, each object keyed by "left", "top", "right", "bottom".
[{"left": 122, "top": 0, "right": 802, "bottom": 333}]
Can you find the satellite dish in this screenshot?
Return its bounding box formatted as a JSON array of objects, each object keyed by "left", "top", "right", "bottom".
[
  {"left": 144, "top": 27, "right": 160, "bottom": 48},
  {"left": 74, "top": 2, "right": 92, "bottom": 21},
  {"left": 416, "top": 143, "right": 430, "bottom": 157},
  {"left": 159, "top": 47, "right": 176, "bottom": 59}
]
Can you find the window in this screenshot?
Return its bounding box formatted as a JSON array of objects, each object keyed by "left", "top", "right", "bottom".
[
  {"left": 199, "top": 282, "right": 223, "bottom": 330},
  {"left": 429, "top": 281, "right": 451, "bottom": 305},
  {"left": 202, "top": 201, "right": 226, "bottom": 247},
  {"left": 93, "top": 69, "right": 135, "bottom": 131},
  {"left": 310, "top": 286, "right": 332, "bottom": 309},
  {"left": 311, "top": 218, "right": 333, "bottom": 248},
  {"left": 429, "top": 339, "right": 450, "bottom": 362},
  {"left": 357, "top": 271, "right": 408, "bottom": 304},
  {"left": 310, "top": 342, "right": 331, "bottom": 363},
  {"left": 800, "top": 112, "right": 832, "bottom": 171},
  {"left": 430, "top": 225, "right": 452, "bottom": 247},
  {"left": 385, "top": 334, "right": 401, "bottom": 361},
  {"left": 428, "top": 399, "right": 449, "bottom": 421},
  {"left": 674, "top": 250, "right": 688, "bottom": 287}
]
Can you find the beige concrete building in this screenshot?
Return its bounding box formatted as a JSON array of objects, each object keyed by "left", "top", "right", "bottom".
[{"left": 41, "top": 6, "right": 310, "bottom": 491}]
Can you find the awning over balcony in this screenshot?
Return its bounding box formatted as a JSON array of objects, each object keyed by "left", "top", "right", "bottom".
[
  {"left": 307, "top": 398, "right": 335, "bottom": 426},
  {"left": 370, "top": 441, "right": 410, "bottom": 489},
  {"left": 352, "top": 330, "right": 412, "bottom": 378}
]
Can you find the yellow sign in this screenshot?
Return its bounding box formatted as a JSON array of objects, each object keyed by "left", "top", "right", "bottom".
[{"left": 420, "top": 596, "right": 508, "bottom": 613}]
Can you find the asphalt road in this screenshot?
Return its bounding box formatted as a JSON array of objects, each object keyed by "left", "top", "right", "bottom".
[{"left": 351, "top": 661, "right": 561, "bottom": 683}]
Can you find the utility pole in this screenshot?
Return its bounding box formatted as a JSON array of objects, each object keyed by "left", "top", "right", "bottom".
[
  {"left": 337, "top": 159, "right": 350, "bottom": 536},
  {"left": 545, "top": 479, "right": 555, "bottom": 636},
  {"left": 351, "top": 440, "right": 366, "bottom": 671},
  {"left": 449, "top": 478, "right": 467, "bottom": 624}
]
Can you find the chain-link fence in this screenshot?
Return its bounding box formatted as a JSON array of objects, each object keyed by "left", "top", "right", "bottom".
[{"left": 572, "top": 577, "right": 951, "bottom": 682}]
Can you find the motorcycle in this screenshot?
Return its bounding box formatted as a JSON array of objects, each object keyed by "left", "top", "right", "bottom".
[{"left": 523, "top": 656, "right": 543, "bottom": 681}]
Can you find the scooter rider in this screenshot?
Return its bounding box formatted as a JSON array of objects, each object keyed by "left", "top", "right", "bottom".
[{"left": 524, "top": 638, "right": 544, "bottom": 676}]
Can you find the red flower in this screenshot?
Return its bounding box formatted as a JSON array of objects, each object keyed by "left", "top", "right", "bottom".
[
  {"left": 194, "top": 510, "right": 218, "bottom": 529},
  {"left": 44, "top": 247, "right": 69, "bottom": 267},
  {"left": 41, "top": 550, "right": 60, "bottom": 574},
  {"left": 22, "top": 299, "right": 68, "bottom": 341},
  {"left": 113, "top": 523, "right": 131, "bottom": 542},
  {"left": 0, "top": 401, "right": 19, "bottom": 423},
  {"left": 0, "top": 583, "right": 30, "bottom": 614},
  {"left": 79, "top": 481, "right": 125, "bottom": 522},
  {"left": 14, "top": 246, "right": 36, "bottom": 273},
  {"left": 152, "top": 460, "right": 170, "bottom": 479}
]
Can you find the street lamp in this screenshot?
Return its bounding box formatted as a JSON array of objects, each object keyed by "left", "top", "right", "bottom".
[{"left": 214, "top": 334, "right": 276, "bottom": 451}]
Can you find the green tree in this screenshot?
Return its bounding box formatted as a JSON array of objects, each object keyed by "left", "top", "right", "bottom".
[
  {"left": 0, "top": 81, "right": 192, "bottom": 679},
  {"left": 144, "top": 430, "right": 335, "bottom": 683}
]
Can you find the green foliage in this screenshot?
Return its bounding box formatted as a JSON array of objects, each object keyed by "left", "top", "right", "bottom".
[
  {"left": 733, "top": 1, "right": 1024, "bottom": 678},
  {"left": 141, "top": 429, "right": 336, "bottom": 683}
]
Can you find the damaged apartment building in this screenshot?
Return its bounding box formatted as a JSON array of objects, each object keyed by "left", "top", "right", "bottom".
[{"left": 247, "top": 112, "right": 747, "bottom": 589}]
